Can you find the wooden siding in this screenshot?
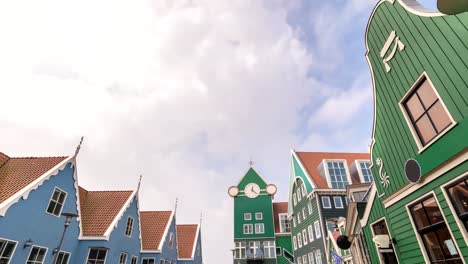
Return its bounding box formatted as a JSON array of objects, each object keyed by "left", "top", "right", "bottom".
[{"left": 367, "top": 0, "right": 468, "bottom": 198}]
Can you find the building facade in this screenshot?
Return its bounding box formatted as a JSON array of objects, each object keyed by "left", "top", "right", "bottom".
[
  {"left": 358, "top": 0, "right": 468, "bottom": 263},
  {"left": 0, "top": 146, "right": 203, "bottom": 264},
  {"left": 288, "top": 150, "right": 373, "bottom": 264},
  {"left": 228, "top": 166, "right": 292, "bottom": 264}
]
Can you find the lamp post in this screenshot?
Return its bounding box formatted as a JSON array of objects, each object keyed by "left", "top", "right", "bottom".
[{"left": 52, "top": 212, "right": 78, "bottom": 264}]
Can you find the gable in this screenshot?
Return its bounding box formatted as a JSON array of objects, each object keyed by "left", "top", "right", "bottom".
[{"left": 237, "top": 167, "right": 268, "bottom": 189}]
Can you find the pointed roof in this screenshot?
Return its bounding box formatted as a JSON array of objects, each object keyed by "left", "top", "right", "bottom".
[
  {"left": 140, "top": 210, "right": 174, "bottom": 251},
  {"left": 176, "top": 224, "right": 199, "bottom": 259},
  {"left": 0, "top": 152, "right": 68, "bottom": 203},
  {"left": 79, "top": 186, "right": 134, "bottom": 236},
  {"left": 295, "top": 152, "right": 370, "bottom": 189},
  {"left": 273, "top": 202, "right": 288, "bottom": 233}
]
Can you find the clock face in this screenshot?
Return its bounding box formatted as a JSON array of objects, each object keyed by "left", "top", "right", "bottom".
[
  {"left": 266, "top": 184, "right": 277, "bottom": 195},
  {"left": 244, "top": 183, "right": 260, "bottom": 198},
  {"left": 228, "top": 186, "right": 239, "bottom": 197}
]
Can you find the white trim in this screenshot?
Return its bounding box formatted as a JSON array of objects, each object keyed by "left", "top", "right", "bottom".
[
  {"left": 278, "top": 213, "right": 290, "bottom": 233},
  {"left": 0, "top": 237, "right": 18, "bottom": 264},
  {"left": 398, "top": 71, "right": 457, "bottom": 153},
  {"left": 85, "top": 247, "right": 108, "bottom": 264},
  {"left": 369, "top": 217, "right": 399, "bottom": 264},
  {"left": 244, "top": 213, "right": 252, "bottom": 221},
  {"left": 398, "top": 0, "right": 445, "bottom": 16},
  {"left": 55, "top": 250, "right": 72, "bottom": 264},
  {"left": 405, "top": 191, "right": 466, "bottom": 264},
  {"left": 45, "top": 187, "right": 68, "bottom": 218},
  {"left": 355, "top": 160, "right": 373, "bottom": 184},
  {"left": 254, "top": 223, "right": 265, "bottom": 234},
  {"left": 0, "top": 156, "right": 74, "bottom": 216},
  {"left": 440, "top": 172, "right": 468, "bottom": 244},
  {"left": 333, "top": 196, "right": 344, "bottom": 209},
  {"left": 130, "top": 255, "right": 138, "bottom": 264},
  {"left": 243, "top": 224, "right": 253, "bottom": 235},
  {"left": 322, "top": 159, "right": 352, "bottom": 189},
  {"left": 235, "top": 166, "right": 270, "bottom": 188},
  {"left": 360, "top": 184, "right": 377, "bottom": 227},
  {"left": 321, "top": 196, "right": 331, "bottom": 209},
  {"left": 291, "top": 150, "right": 317, "bottom": 190},
  {"left": 189, "top": 224, "right": 201, "bottom": 259},
  {"left": 27, "top": 245, "right": 49, "bottom": 264},
  {"left": 119, "top": 252, "right": 128, "bottom": 264},
  {"left": 158, "top": 210, "right": 175, "bottom": 251},
  {"left": 255, "top": 212, "right": 263, "bottom": 220},
  {"left": 383, "top": 150, "right": 467, "bottom": 207},
  {"left": 140, "top": 257, "right": 156, "bottom": 264}
]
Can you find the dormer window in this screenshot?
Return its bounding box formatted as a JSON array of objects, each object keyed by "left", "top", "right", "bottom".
[
  {"left": 326, "top": 161, "right": 349, "bottom": 189},
  {"left": 359, "top": 161, "right": 374, "bottom": 183}
]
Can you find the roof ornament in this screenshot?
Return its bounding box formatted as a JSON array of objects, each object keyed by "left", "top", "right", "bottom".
[
  {"left": 137, "top": 174, "right": 143, "bottom": 192},
  {"left": 174, "top": 198, "right": 178, "bottom": 212},
  {"left": 199, "top": 212, "right": 203, "bottom": 227},
  {"left": 249, "top": 157, "right": 254, "bottom": 167},
  {"left": 74, "top": 136, "right": 84, "bottom": 157}
]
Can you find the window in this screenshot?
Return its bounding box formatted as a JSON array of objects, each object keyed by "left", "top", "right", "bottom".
[
  {"left": 308, "top": 225, "right": 314, "bottom": 242},
  {"left": 293, "top": 216, "right": 296, "bottom": 227},
  {"left": 283, "top": 249, "right": 295, "bottom": 263},
  {"left": 359, "top": 161, "right": 374, "bottom": 182},
  {"left": 301, "top": 184, "right": 307, "bottom": 197},
  {"left": 131, "top": 256, "right": 137, "bottom": 264},
  {"left": 308, "top": 201, "right": 312, "bottom": 215},
  {"left": 263, "top": 241, "right": 276, "bottom": 258},
  {"left": 302, "top": 229, "right": 308, "bottom": 245},
  {"left": 255, "top": 212, "right": 263, "bottom": 220},
  {"left": 86, "top": 248, "right": 107, "bottom": 264},
  {"left": 303, "top": 255, "right": 308, "bottom": 264},
  {"left": 234, "top": 242, "right": 246, "bottom": 259},
  {"left": 27, "top": 246, "right": 47, "bottom": 264},
  {"left": 302, "top": 208, "right": 306, "bottom": 220},
  {"left": 297, "top": 256, "right": 302, "bottom": 264},
  {"left": 410, "top": 196, "right": 462, "bottom": 263},
  {"left": 255, "top": 223, "right": 264, "bottom": 234},
  {"left": 333, "top": 196, "right": 343, "bottom": 209},
  {"left": 293, "top": 195, "right": 297, "bottom": 206},
  {"left": 297, "top": 232, "right": 303, "bottom": 248},
  {"left": 297, "top": 189, "right": 302, "bottom": 202},
  {"left": 279, "top": 214, "right": 291, "bottom": 233},
  {"left": 142, "top": 258, "right": 155, "bottom": 264},
  {"left": 54, "top": 251, "right": 70, "bottom": 264},
  {"left": 293, "top": 236, "right": 297, "bottom": 250},
  {"left": 297, "top": 212, "right": 301, "bottom": 224},
  {"left": 46, "top": 188, "right": 67, "bottom": 216},
  {"left": 371, "top": 219, "right": 398, "bottom": 264},
  {"left": 248, "top": 241, "right": 260, "bottom": 257},
  {"left": 402, "top": 76, "right": 452, "bottom": 146},
  {"left": 308, "top": 252, "right": 315, "bottom": 264},
  {"left": 314, "top": 221, "right": 321, "bottom": 238},
  {"left": 276, "top": 247, "right": 282, "bottom": 256},
  {"left": 119, "top": 252, "right": 128, "bottom": 264},
  {"left": 321, "top": 196, "right": 331, "bottom": 209},
  {"left": 0, "top": 239, "right": 17, "bottom": 264},
  {"left": 243, "top": 224, "right": 253, "bottom": 234},
  {"left": 125, "top": 217, "right": 134, "bottom": 237},
  {"left": 244, "top": 213, "right": 252, "bottom": 221},
  {"left": 315, "top": 250, "right": 322, "bottom": 264},
  {"left": 327, "top": 161, "right": 349, "bottom": 189},
  {"left": 446, "top": 177, "right": 468, "bottom": 230},
  {"left": 169, "top": 232, "right": 174, "bottom": 249}
]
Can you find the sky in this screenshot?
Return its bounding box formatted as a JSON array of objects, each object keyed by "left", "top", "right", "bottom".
[{"left": 0, "top": 0, "right": 436, "bottom": 262}]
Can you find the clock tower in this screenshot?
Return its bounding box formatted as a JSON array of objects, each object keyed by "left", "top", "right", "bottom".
[{"left": 229, "top": 165, "right": 292, "bottom": 264}]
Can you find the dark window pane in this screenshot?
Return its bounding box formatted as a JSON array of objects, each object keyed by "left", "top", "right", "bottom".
[
  {"left": 428, "top": 101, "right": 452, "bottom": 132},
  {"left": 52, "top": 190, "right": 60, "bottom": 201},
  {"left": 436, "top": 228, "right": 460, "bottom": 260},
  {"left": 97, "top": 249, "right": 107, "bottom": 259},
  {"left": 412, "top": 203, "right": 430, "bottom": 229},
  {"left": 422, "top": 231, "right": 445, "bottom": 262},
  {"left": 448, "top": 181, "right": 468, "bottom": 216},
  {"left": 415, "top": 115, "right": 437, "bottom": 144},
  {"left": 417, "top": 80, "right": 438, "bottom": 109},
  {"left": 58, "top": 192, "right": 66, "bottom": 203},
  {"left": 423, "top": 197, "right": 444, "bottom": 225},
  {"left": 372, "top": 220, "right": 389, "bottom": 235},
  {"left": 28, "top": 248, "right": 38, "bottom": 260},
  {"left": 3, "top": 242, "right": 15, "bottom": 257},
  {"left": 406, "top": 94, "right": 425, "bottom": 120},
  {"left": 88, "top": 249, "right": 98, "bottom": 259}
]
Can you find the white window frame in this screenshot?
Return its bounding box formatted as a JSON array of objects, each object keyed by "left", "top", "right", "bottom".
[
  {"left": 125, "top": 216, "right": 134, "bottom": 237},
  {"left": 119, "top": 252, "right": 128, "bottom": 264},
  {"left": 255, "top": 212, "right": 263, "bottom": 220},
  {"left": 244, "top": 213, "right": 252, "bottom": 221},
  {"left": 297, "top": 189, "right": 302, "bottom": 202},
  {"left": 440, "top": 172, "right": 468, "bottom": 243},
  {"left": 322, "top": 159, "right": 352, "bottom": 189},
  {"left": 333, "top": 196, "right": 343, "bottom": 209},
  {"left": 314, "top": 221, "right": 321, "bottom": 238},
  {"left": 308, "top": 252, "right": 315, "bottom": 264},
  {"left": 297, "top": 212, "right": 301, "bottom": 224},
  {"left": 248, "top": 241, "right": 260, "bottom": 256},
  {"left": 355, "top": 160, "right": 374, "bottom": 183},
  {"left": 308, "top": 201, "right": 313, "bottom": 215},
  {"left": 308, "top": 225, "right": 314, "bottom": 242},
  {"left": 131, "top": 256, "right": 138, "bottom": 264},
  {"left": 297, "top": 256, "right": 302, "bottom": 264},
  {"left": 302, "top": 208, "right": 306, "bottom": 220},
  {"left": 293, "top": 215, "right": 296, "bottom": 227},
  {"left": 293, "top": 236, "right": 297, "bottom": 250},
  {"left": 234, "top": 241, "right": 246, "bottom": 259},
  {"left": 27, "top": 245, "right": 48, "bottom": 264},
  {"left": 254, "top": 223, "right": 265, "bottom": 234},
  {"left": 301, "top": 183, "right": 307, "bottom": 197},
  {"left": 46, "top": 187, "right": 68, "bottom": 217},
  {"left": 279, "top": 213, "right": 290, "bottom": 233},
  {"left": 297, "top": 232, "right": 303, "bottom": 248},
  {"left": 141, "top": 257, "right": 155, "bottom": 264},
  {"left": 54, "top": 250, "right": 71, "bottom": 264},
  {"left": 243, "top": 224, "right": 253, "bottom": 234},
  {"left": 263, "top": 241, "right": 276, "bottom": 258},
  {"left": 302, "top": 229, "right": 308, "bottom": 245},
  {"left": 399, "top": 72, "right": 456, "bottom": 153},
  {"left": 321, "top": 196, "right": 331, "bottom": 209},
  {"left": 315, "top": 250, "right": 322, "bottom": 264},
  {"left": 293, "top": 195, "right": 297, "bottom": 206},
  {"left": 86, "top": 248, "right": 108, "bottom": 264},
  {"left": 0, "top": 238, "right": 17, "bottom": 264}
]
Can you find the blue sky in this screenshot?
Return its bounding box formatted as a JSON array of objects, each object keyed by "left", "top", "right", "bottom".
[{"left": 0, "top": 0, "right": 437, "bottom": 262}]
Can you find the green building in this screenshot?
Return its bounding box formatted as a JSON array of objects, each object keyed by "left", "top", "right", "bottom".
[
  {"left": 287, "top": 150, "right": 373, "bottom": 264},
  {"left": 354, "top": 0, "right": 468, "bottom": 263},
  {"left": 228, "top": 166, "right": 293, "bottom": 264}
]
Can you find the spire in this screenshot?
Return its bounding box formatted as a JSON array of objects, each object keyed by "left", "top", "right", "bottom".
[
  {"left": 74, "top": 136, "right": 84, "bottom": 157},
  {"left": 137, "top": 174, "right": 142, "bottom": 192}
]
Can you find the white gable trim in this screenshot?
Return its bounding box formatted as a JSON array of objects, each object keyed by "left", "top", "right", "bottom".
[
  {"left": 190, "top": 224, "right": 201, "bottom": 259},
  {"left": 103, "top": 190, "right": 137, "bottom": 237},
  {"left": 291, "top": 150, "right": 316, "bottom": 189},
  {"left": 360, "top": 184, "right": 377, "bottom": 227},
  {"left": 0, "top": 155, "right": 74, "bottom": 217},
  {"left": 158, "top": 210, "right": 175, "bottom": 251}
]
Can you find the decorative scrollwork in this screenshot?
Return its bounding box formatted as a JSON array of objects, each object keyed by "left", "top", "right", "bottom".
[
  {"left": 376, "top": 158, "right": 390, "bottom": 188},
  {"left": 380, "top": 31, "right": 405, "bottom": 72}
]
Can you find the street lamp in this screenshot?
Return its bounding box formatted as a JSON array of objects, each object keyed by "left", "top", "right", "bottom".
[{"left": 52, "top": 212, "right": 78, "bottom": 264}]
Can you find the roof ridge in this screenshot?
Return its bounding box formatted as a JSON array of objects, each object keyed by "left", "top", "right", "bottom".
[
  {"left": 9, "top": 156, "right": 68, "bottom": 159},
  {"left": 140, "top": 210, "right": 173, "bottom": 213},
  {"left": 177, "top": 224, "right": 198, "bottom": 227},
  {"left": 86, "top": 190, "right": 133, "bottom": 193}
]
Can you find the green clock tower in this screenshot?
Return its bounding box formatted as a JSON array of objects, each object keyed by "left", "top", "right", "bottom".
[{"left": 229, "top": 165, "right": 294, "bottom": 264}]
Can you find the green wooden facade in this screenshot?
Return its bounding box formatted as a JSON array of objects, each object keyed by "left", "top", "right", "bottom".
[
  {"left": 230, "top": 167, "right": 292, "bottom": 264},
  {"left": 361, "top": 0, "right": 468, "bottom": 263}
]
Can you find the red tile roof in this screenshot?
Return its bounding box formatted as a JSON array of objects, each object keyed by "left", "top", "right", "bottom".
[
  {"left": 0, "top": 152, "right": 68, "bottom": 203},
  {"left": 295, "top": 152, "right": 370, "bottom": 189},
  {"left": 177, "top": 224, "right": 198, "bottom": 259},
  {"left": 79, "top": 186, "right": 133, "bottom": 236},
  {"left": 273, "top": 202, "right": 288, "bottom": 233},
  {"left": 140, "top": 211, "right": 173, "bottom": 251}
]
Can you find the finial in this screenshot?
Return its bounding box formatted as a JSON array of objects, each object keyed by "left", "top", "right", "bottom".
[
  {"left": 199, "top": 212, "right": 203, "bottom": 226},
  {"left": 249, "top": 157, "right": 254, "bottom": 167},
  {"left": 74, "top": 136, "right": 84, "bottom": 156},
  {"left": 175, "top": 198, "right": 178, "bottom": 212},
  {"left": 137, "top": 174, "right": 142, "bottom": 192}
]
